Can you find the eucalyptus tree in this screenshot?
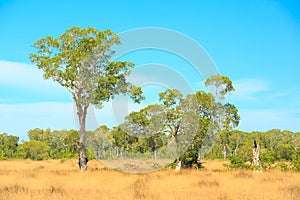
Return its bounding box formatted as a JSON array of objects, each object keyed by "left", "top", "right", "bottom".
[
  {"left": 30, "top": 26, "right": 143, "bottom": 170},
  {"left": 158, "top": 89, "right": 183, "bottom": 142},
  {"left": 205, "top": 74, "right": 239, "bottom": 160},
  {"left": 122, "top": 104, "right": 168, "bottom": 159}
]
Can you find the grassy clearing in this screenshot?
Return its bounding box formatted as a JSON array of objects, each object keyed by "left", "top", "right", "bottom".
[{"left": 0, "top": 159, "right": 299, "bottom": 200}]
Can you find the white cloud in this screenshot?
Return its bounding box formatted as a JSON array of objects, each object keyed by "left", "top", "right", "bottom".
[
  {"left": 0, "top": 60, "right": 68, "bottom": 97},
  {"left": 0, "top": 102, "right": 75, "bottom": 140},
  {"left": 237, "top": 109, "right": 300, "bottom": 132},
  {"left": 0, "top": 60, "right": 39, "bottom": 86},
  {"left": 229, "top": 78, "right": 300, "bottom": 132},
  {"left": 229, "top": 78, "right": 270, "bottom": 101}
]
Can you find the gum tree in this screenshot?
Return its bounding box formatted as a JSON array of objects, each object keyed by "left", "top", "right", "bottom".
[
  {"left": 205, "top": 74, "right": 239, "bottom": 160},
  {"left": 30, "top": 26, "right": 143, "bottom": 170}
]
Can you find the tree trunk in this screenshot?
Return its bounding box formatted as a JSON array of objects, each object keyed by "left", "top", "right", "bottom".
[
  {"left": 96, "top": 150, "right": 100, "bottom": 160},
  {"left": 153, "top": 147, "right": 158, "bottom": 160},
  {"left": 174, "top": 134, "right": 181, "bottom": 153},
  {"left": 120, "top": 147, "right": 123, "bottom": 159},
  {"left": 116, "top": 147, "right": 119, "bottom": 158},
  {"left": 197, "top": 148, "right": 201, "bottom": 160},
  {"left": 253, "top": 140, "right": 260, "bottom": 166},
  {"left": 222, "top": 145, "right": 226, "bottom": 160},
  {"left": 77, "top": 103, "right": 89, "bottom": 171},
  {"left": 78, "top": 142, "right": 88, "bottom": 170},
  {"left": 175, "top": 160, "right": 181, "bottom": 171}
]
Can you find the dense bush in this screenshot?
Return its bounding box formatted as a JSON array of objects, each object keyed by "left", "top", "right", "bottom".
[
  {"left": 228, "top": 155, "right": 250, "bottom": 169},
  {"left": 0, "top": 133, "right": 19, "bottom": 159},
  {"left": 17, "top": 140, "right": 50, "bottom": 160}
]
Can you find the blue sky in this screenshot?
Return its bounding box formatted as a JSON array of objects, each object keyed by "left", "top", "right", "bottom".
[{"left": 0, "top": 0, "right": 299, "bottom": 140}]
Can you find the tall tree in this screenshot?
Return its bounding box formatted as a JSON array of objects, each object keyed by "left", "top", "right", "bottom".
[
  {"left": 205, "top": 74, "right": 239, "bottom": 160},
  {"left": 158, "top": 89, "right": 183, "bottom": 145},
  {"left": 123, "top": 104, "right": 168, "bottom": 159},
  {"left": 30, "top": 26, "right": 143, "bottom": 170}
]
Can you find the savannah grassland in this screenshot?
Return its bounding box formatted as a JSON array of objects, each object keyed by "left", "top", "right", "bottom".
[{"left": 0, "top": 159, "right": 299, "bottom": 200}]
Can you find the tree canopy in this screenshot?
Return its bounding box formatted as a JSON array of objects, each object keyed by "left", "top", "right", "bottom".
[{"left": 30, "top": 26, "right": 144, "bottom": 170}]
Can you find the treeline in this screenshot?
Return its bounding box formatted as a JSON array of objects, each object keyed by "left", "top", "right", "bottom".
[
  {"left": 207, "top": 129, "right": 300, "bottom": 171},
  {"left": 1, "top": 127, "right": 299, "bottom": 171},
  {"left": 0, "top": 126, "right": 168, "bottom": 161},
  {"left": 0, "top": 129, "right": 78, "bottom": 160}
]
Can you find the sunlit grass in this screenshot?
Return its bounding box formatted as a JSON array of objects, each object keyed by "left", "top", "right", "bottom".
[{"left": 0, "top": 159, "right": 299, "bottom": 200}]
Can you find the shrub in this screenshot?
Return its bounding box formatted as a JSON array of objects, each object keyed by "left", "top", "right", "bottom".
[
  {"left": 228, "top": 155, "right": 250, "bottom": 169},
  {"left": 277, "top": 162, "right": 289, "bottom": 171},
  {"left": 260, "top": 151, "right": 276, "bottom": 169},
  {"left": 165, "top": 162, "right": 177, "bottom": 169}
]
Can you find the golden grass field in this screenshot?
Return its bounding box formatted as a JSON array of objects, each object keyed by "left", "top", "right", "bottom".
[{"left": 0, "top": 159, "right": 300, "bottom": 200}]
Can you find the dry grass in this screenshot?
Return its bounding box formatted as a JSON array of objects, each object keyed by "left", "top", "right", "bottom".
[{"left": 0, "top": 159, "right": 300, "bottom": 200}]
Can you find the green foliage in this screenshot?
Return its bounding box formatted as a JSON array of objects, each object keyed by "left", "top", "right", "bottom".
[
  {"left": 44, "top": 130, "right": 64, "bottom": 159},
  {"left": 1, "top": 127, "right": 299, "bottom": 172},
  {"left": 28, "top": 128, "right": 45, "bottom": 141},
  {"left": 205, "top": 74, "right": 234, "bottom": 99},
  {"left": 30, "top": 26, "right": 144, "bottom": 111},
  {"left": 159, "top": 89, "right": 183, "bottom": 108},
  {"left": 180, "top": 147, "right": 200, "bottom": 168},
  {"left": 277, "top": 162, "right": 289, "bottom": 171},
  {"left": 85, "top": 148, "right": 95, "bottom": 160},
  {"left": 0, "top": 129, "right": 82, "bottom": 160},
  {"left": 109, "top": 104, "right": 170, "bottom": 159},
  {"left": 1, "top": 71, "right": 298, "bottom": 172},
  {"left": 17, "top": 140, "right": 50, "bottom": 160},
  {"left": 111, "top": 127, "right": 138, "bottom": 152},
  {"left": 63, "top": 130, "right": 79, "bottom": 158},
  {"left": 178, "top": 75, "right": 238, "bottom": 168},
  {"left": 0, "top": 133, "right": 19, "bottom": 159},
  {"left": 165, "top": 162, "right": 178, "bottom": 169},
  {"left": 86, "top": 126, "right": 112, "bottom": 159},
  {"left": 29, "top": 26, "right": 144, "bottom": 169},
  {"left": 292, "top": 150, "right": 300, "bottom": 171},
  {"left": 260, "top": 151, "right": 276, "bottom": 164},
  {"left": 206, "top": 128, "right": 300, "bottom": 171},
  {"left": 104, "top": 74, "right": 239, "bottom": 168},
  {"left": 228, "top": 155, "right": 250, "bottom": 169}
]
